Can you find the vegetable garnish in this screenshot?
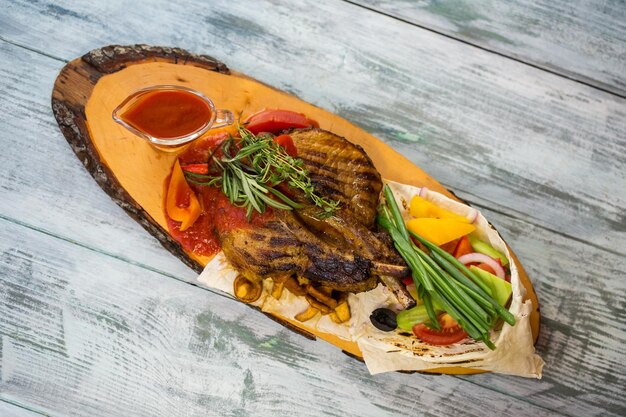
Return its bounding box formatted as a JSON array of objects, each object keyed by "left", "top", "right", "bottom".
[
  {"left": 244, "top": 109, "right": 319, "bottom": 135},
  {"left": 377, "top": 185, "right": 516, "bottom": 349},
  {"left": 166, "top": 159, "right": 202, "bottom": 231},
  {"left": 458, "top": 252, "right": 506, "bottom": 279},
  {"left": 184, "top": 125, "right": 340, "bottom": 220},
  {"left": 412, "top": 313, "right": 469, "bottom": 346}
]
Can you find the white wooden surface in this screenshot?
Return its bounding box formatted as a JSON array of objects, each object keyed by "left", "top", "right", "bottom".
[
  {"left": 1, "top": 0, "right": 625, "bottom": 416},
  {"left": 352, "top": 0, "right": 626, "bottom": 96}
]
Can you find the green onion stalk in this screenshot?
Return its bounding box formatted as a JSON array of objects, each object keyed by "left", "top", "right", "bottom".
[{"left": 377, "top": 185, "right": 515, "bottom": 349}]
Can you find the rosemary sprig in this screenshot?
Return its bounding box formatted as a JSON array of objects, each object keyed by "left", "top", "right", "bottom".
[{"left": 185, "top": 126, "right": 340, "bottom": 220}]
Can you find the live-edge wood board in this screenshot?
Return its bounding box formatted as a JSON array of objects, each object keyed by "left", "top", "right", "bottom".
[{"left": 51, "top": 44, "right": 539, "bottom": 375}]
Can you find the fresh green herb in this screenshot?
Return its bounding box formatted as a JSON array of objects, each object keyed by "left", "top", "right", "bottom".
[
  {"left": 185, "top": 126, "right": 340, "bottom": 220},
  {"left": 377, "top": 185, "right": 515, "bottom": 349}
]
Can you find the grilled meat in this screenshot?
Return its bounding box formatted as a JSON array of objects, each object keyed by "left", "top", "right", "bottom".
[
  {"left": 289, "top": 129, "right": 381, "bottom": 227},
  {"left": 221, "top": 210, "right": 378, "bottom": 292},
  {"left": 219, "top": 128, "right": 411, "bottom": 295}
]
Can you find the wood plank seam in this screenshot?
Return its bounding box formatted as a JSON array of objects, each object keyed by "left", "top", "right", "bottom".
[
  {"left": 340, "top": 0, "right": 626, "bottom": 99},
  {"left": 0, "top": 35, "right": 68, "bottom": 64},
  {"left": 0, "top": 397, "right": 53, "bottom": 417}
]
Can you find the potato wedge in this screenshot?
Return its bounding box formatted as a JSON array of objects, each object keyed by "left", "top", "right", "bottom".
[
  {"left": 283, "top": 276, "right": 308, "bottom": 296},
  {"left": 271, "top": 281, "right": 284, "bottom": 299},
  {"left": 295, "top": 305, "right": 319, "bottom": 322},
  {"left": 334, "top": 301, "right": 351, "bottom": 323},
  {"left": 329, "top": 312, "right": 342, "bottom": 324},
  {"left": 305, "top": 295, "right": 333, "bottom": 314},
  {"left": 307, "top": 286, "right": 338, "bottom": 309},
  {"left": 233, "top": 275, "right": 263, "bottom": 303}
]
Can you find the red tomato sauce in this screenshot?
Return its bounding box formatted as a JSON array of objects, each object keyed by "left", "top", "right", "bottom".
[
  {"left": 164, "top": 133, "right": 273, "bottom": 256},
  {"left": 121, "top": 90, "right": 212, "bottom": 139}
]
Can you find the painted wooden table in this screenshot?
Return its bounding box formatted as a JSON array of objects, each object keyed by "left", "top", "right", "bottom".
[{"left": 1, "top": 1, "right": 624, "bottom": 416}]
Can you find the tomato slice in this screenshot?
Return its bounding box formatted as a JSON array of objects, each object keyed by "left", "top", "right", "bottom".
[
  {"left": 476, "top": 262, "right": 496, "bottom": 275},
  {"left": 244, "top": 109, "right": 319, "bottom": 135},
  {"left": 180, "top": 163, "right": 209, "bottom": 175},
  {"left": 274, "top": 134, "right": 298, "bottom": 157},
  {"left": 440, "top": 238, "right": 459, "bottom": 255},
  {"left": 412, "top": 313, "right": 468, "bottom": 346},
  {"left": 453, "top": 235, "right": 473, "bottom": 258}
]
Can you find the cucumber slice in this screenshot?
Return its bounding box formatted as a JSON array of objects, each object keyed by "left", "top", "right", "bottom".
[
  {"left": 396, "top": 302, "right": 443, "bottom": 331},
  {"left": 470, "top": 266, "right": 512, "bottom": 307},
  {"left": 469, "top": 235, "right": 509, "bottom": 266}
]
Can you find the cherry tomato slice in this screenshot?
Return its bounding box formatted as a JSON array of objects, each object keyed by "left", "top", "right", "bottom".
[
  {"left": 244, "top": 109, "right": 319, "bottom": 135},
  {"left": 412, "top": 313, "right": 468, "bottom": 346},
  {"left": 274, "top": 134, "right": 298, "bottom": 157}
]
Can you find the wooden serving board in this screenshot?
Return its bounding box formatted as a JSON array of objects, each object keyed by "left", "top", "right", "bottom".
[{"left": 51, "top": 44, "right": 540, "bottom": 375}]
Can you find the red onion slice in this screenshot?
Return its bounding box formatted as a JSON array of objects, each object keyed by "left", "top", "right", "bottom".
[
  {"left": 457, "top": 252, "right": 506, "bottom": 279},
  {"left": 419, "top": 187, "right": 429, "bottom": 198}
]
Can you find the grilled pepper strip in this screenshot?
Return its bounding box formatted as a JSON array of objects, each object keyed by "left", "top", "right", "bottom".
[{"left": 166, "top": 159, "right": 201, "bottom": 231}]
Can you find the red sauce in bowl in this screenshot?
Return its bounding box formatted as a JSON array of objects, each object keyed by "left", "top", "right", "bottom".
[{"left": 121, "top": 90, "right": 212, "bottom": 139}]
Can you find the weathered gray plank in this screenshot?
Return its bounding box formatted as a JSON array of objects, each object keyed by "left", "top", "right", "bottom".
[
  {"left": 0, "top": 401, "right": 45, "bottom": 417},
  {"left": 1, "top": 0, "right": 625, "bottom": 252},
  {"left": 351, "top": 0, "right": 626, "bottom": 96},
  {"left": 0, "top": 219, "right": 562, "bottom": 417}
]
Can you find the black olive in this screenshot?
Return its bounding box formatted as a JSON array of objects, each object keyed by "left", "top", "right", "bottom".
[{"left": 370, "top": 308, "right": 397, "bottom": 332}]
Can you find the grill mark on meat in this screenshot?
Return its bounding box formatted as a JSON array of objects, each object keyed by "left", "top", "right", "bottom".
[
  {"left": 302, "top": 153, "right": 375, "bottom": 173},
  {"left": 311, "top": 173, "right": 376, "bottom": 194},
  {"left": 303, "top": 241, "right": 323, "bottom": 256},
  {"left": 249, "top": 232, "right": 266, "bottom": 241},
  {"left": 299, "top": 149, "right": 327, "bottom": 159},
  {"left": 269, "top": 236, "right": 300, "bottom": 246},
  {"left": 345, "top": 157, "right": 373, "bottom": 167},
  {"left": 309, "top": 181, "right": 348, "bottom": 201},
  {"left": 355, "top": 171, "right": 380, "bottom": 182},
  {"left": 310, "top": 170, "right": 375, "bottom": 187},
  {"left": 274, "top": 263, "right": 301, "bottom": 271},
  {"left": 258, "top": 250, "right": 295, "bottom": 261},
  {"left": 266, "top": 221, "right": 289, "bottom": 232},
  {"left": 298, "top": 157, "right": 339, "bottom": 174}
]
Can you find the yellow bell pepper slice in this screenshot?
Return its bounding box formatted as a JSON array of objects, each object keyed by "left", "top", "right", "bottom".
[
  {"left": 406, "top": 218, "right": 475, "bottom": 246},
  {"left": 166, "top": 159, "right": 201, "bottom": 231},
  {"left": 409, "top": 195, "right": 470, "bottom": 223}
]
